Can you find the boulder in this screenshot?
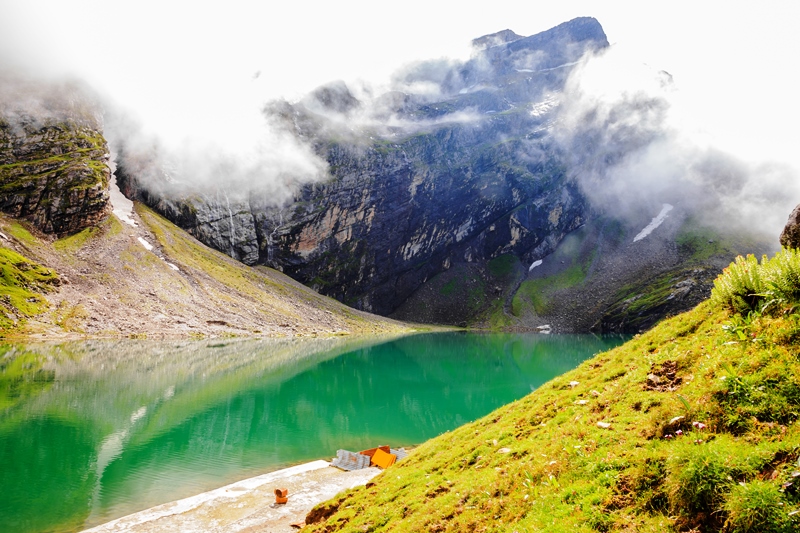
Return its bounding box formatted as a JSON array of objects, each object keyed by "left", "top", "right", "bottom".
[{"left": 780, "top": 204, "right": 800, "bottom": 249}]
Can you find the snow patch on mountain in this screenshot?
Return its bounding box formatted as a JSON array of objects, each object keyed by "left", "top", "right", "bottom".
[{"left": 633, "top": 204, "right": 674, "bottom": 242}]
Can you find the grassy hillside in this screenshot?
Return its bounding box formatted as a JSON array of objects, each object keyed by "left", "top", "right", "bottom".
[
  {"left": 0, "top": 246, "right": 60, "bottom": 331},
  {"left": 0, "top": 205, "right": 420, "bottom": 338},
  {"left": 306, "top": 250, "right": 800, "bottom": 532}
]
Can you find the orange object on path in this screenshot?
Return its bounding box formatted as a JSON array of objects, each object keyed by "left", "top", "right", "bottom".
[
  {"left": 370, "top": 448, "right": 397, "bottom": 469},
  {"left": 359, "top": 446, "right": 390, "bottom": 460},
  {"left": 274, "top": 488, "right": 288, "bottom": 504}
]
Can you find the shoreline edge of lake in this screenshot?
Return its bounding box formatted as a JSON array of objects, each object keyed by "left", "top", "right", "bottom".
[{"left": 81, "top": 460, "right": 382, "bottom": 533}]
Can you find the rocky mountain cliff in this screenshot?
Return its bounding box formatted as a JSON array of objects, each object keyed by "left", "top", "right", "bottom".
[
  {"left": 116, "top": 19, "right": 602, "bottom": 313},
  {"left": 0, "top": 81, "right": 110, "bottom": 236},
  {"left": 114, "top": 17, "right": 773, "bottom": 332}
]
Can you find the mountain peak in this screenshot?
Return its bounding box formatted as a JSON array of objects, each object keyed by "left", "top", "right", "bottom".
[
  {"left": 471, "top": 29, "right": 525, "bottom": 50},
  {"left": 503, "top": 16, "right": 608, "bottom": 56},
  {"left": 302, "top": 80, "right": 361, "bottom": 115}
]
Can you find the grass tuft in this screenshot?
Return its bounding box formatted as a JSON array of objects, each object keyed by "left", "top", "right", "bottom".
[
  {"left": 724, "top": 480, "right": 796, "bottom": 533},
  {"left": 711, "top": 248, "right": 800, "bottom": 314}
]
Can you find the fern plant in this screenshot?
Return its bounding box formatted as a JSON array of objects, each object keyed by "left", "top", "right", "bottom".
[
  {"left": 711, "top": 254, "right": 765, "bottom": 313},
  {"left": 711, "top": 249, "right": 800, "bottom": 315},
  {"left": 761, "top": 247, "right": 800, "bottom": 310}
]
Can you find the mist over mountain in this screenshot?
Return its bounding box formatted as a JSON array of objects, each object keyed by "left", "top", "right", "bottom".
[
  {"left": 1, "top": 14, "right": 795, "bottom": 332},
  {"left": 113, "top": 18, "right": 593, "bottom": 304},
  {"left": 102, "top": 16, "right": 776, "bottom": 331}
]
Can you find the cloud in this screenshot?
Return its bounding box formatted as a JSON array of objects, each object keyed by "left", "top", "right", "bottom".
[
  {"left": 4, "top": 1, "right": 799, "bottom": 235},
  {"left": 389, "top": 57, "right": 467, "bottom": 97},
  {"left": 0, "top": 70, "right": 330, "bottom": 206},
  {"left": 0, "top": 74, "right": 103, "bottom": 131},
  {"left": 552, "top": 44, "right": 800, "bottom": 239},
  {"left": 105, "top": 103, "right": 329, "bottom": 205},
  {"left": 277, "top": 67, "right": 490, "bottom": 148}
]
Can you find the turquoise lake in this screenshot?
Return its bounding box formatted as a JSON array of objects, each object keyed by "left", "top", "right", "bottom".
[{"left": 0, "top": 332, "right": 627, "bottom": 532}]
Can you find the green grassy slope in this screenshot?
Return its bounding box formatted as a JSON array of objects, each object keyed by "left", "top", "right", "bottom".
[
  {"left": 306, "top": 251, "right": 800, "bottom": 532},
  {"left": 0, "top": 246, "right": 60, "bottom": 331}
]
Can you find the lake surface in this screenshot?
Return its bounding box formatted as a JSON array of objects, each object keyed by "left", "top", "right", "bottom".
[{"left": 0, "top": 332, "right": 627, "bottom": 533}]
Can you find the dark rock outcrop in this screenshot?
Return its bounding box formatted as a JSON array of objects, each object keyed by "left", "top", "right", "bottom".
[
  {"left": 780, "top": 204, "right": 800, "bottom": 249},
  {"left": 302, "top": 80, "right": 362, "bottom": 115},
  {"left": 0, "top": 82, "right": 111, "bottom": 236}
]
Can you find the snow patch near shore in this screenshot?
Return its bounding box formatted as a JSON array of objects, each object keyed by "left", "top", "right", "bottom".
[{"left": 633, "top": 204, "right": 674, "bottom": 242}]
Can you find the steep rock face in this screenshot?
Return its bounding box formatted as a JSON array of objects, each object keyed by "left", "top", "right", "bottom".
[
  {"left": 125, "top": 186, "right": 263, "bottom": 266},
  {"left": 118, "top": 18, "right": 606, "bottom": 317},
  {"left": 263, "top": 132, "right": 583, "bottom": 315},
  {"left": 0, "top": 116, "right": 111, "bottom": 236},
  {"left": 458, "top": 16, "right": 607, "bottom": 88}
]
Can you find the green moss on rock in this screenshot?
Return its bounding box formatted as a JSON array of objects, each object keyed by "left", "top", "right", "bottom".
[{"left": 0, "top": 119, "right": 111, "bottom": 236}]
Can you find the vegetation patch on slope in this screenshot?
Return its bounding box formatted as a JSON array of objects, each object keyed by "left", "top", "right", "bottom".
[
  {"left": 0, "top": 247, "right": 59, "bottom": 333},
  {"left": 676, "top": 219, "right": 762, "bottom": 265},
  {"left": 392, "top": 256, "right": 526, "bottom": 328},
  {"left": 306, "top": 250, "right": 800, "bottom": 532},
  {"left": 137, "top": 205, "right": 417, "bottom": 336},
  {"left": 52, "top": 225, "right": 102, "bottom": 254},
  {"left": 512, "top": 255, "right": 592, "bottom": 317}
]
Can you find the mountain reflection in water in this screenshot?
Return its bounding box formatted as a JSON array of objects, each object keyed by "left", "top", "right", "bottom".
[{"left": 0, "top": 332, "right": 627, "bottom": 533}]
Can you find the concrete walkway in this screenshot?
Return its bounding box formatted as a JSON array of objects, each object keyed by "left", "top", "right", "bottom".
[{"left": 82, "top": 461, "right": 382, "bottom": 533}]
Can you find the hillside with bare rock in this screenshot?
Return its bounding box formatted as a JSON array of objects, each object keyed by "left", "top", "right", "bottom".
[{"left": 0, "top": 204, "right": 417, "bottom": 339}]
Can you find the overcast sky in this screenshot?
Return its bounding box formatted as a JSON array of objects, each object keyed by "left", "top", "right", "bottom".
[{"left": 1, "top": 0, "right": 798, "bottom": 167}]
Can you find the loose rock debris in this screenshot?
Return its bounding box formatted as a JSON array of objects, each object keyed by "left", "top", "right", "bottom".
[{"left": 644, "top": 360, "right": 682, "bottom": 391}]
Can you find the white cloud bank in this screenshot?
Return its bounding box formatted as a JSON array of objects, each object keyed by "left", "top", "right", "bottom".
[
  {"left": 1, "top": 1, "right": 799, "bottom": 226},
  {"left": 553, "top": 40, "right": 800, "bottom": 239}
]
